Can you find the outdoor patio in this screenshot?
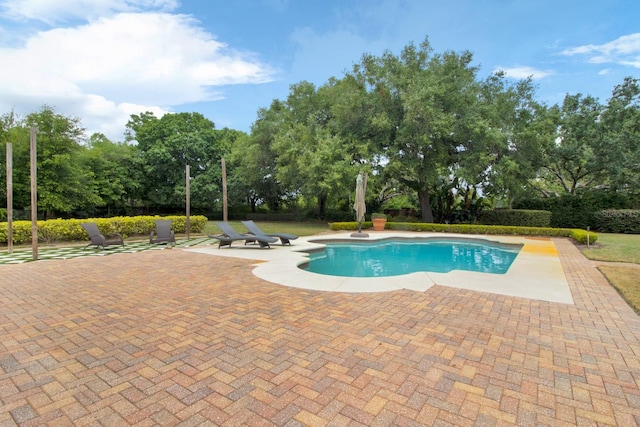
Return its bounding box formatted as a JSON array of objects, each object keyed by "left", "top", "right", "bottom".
[{"left": 0, "top": 238, "right": 639, "bottom": 425}]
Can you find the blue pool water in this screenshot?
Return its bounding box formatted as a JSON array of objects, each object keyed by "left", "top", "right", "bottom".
[{"left": 303, "top": 238, "right": 522, "bottom": 277}]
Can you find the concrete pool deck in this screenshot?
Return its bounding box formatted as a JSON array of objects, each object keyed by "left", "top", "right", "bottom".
[{"left": 187, "top": 231, "right": 574, "bottom": 304}]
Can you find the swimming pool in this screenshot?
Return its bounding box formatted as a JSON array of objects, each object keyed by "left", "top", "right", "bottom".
[
  {"left": 302, "top": 238, "right": 522, "bottom": 277},
  {"left": 188, "top": 232, "right": 573, "bottom": 301}
]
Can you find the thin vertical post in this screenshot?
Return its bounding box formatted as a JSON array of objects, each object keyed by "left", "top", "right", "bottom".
[
  {"left": 185, "top": 164, "right": 191, "bottom": 239},
  {"left": 30, "top": 127, "right": 38, "bottom": 260},
  {"left": 6, "top": 142, "right": 12, "bottom": 254},
  {"left": 221, "top": 158, "right": 228, "bottom": 222}
]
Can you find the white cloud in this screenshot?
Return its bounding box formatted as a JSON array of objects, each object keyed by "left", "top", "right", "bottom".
[
  {"left": 84, "top": 97, "right": 169, "bottom": 141},
  {"left": 561, "top": 33, "right": 640, "bottom": 68},
  {"left": 0, "top": 9, "right": 275, "bottom": 141},
  {"left": 493, "top": 66, "right": 553, "bottom": 80}
]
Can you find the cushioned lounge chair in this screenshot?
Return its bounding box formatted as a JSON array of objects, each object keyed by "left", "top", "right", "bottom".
[
  {"left": 241, "top": 220, "right": 298, "bottom": 246},
  {"left": 210, "top": 221, "right": 277, "bottom": 249},
  {"left": 150, "top": 219, "right": 176, "bottom": 245},
  {"left": 80, "top": 222, "right": 124, "bottom": 250}
]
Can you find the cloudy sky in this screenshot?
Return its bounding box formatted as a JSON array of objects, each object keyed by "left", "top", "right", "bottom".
[{"left": 1, "top": 0, "right": 639, "bottom": 142}]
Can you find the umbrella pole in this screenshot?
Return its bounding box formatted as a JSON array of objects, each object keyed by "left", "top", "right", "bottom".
[{"left": 351, "top": 224, "right": 368, "bottom": 238}]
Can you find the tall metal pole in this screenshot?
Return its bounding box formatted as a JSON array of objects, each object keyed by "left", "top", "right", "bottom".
[
  {"left": 221, "top": 158, "right": 228, "bottom": 222},
  {"left": 6, "top": 142, "right": 12, "bottom": 254},
  {"left": 30, "top": 127, "right": 38, "bottom": 260},
  {"left": 185, "top": 164, "right": 191, "bottom": 239}
]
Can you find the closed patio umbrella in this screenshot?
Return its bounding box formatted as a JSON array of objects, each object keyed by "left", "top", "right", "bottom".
[{"left": 351, "top": 172, "right": 369, "bottom": 237}]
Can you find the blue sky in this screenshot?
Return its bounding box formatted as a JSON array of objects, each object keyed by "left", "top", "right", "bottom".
[{"left": 1, "top": 0, "right": 639, "bottom": 142}]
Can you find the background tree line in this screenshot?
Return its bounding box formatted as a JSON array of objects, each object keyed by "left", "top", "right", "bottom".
[
  {"left": 0, "top": 107, "right": 239, "bottom": 219},
  {"left": 0, "top": 37, "right": 638, "bottom": 224}
]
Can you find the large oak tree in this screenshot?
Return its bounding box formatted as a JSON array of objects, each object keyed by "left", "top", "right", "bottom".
[{"left": 348, "top": 37, "right": 536, "bottom": 221}]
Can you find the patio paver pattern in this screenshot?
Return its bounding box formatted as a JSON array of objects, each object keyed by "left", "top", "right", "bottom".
[{"left": 1, "top": 238, "right": 639, "bottom": 426}]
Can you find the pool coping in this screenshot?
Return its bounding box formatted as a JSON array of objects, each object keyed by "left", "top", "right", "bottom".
[{"left": 186, "top": 231, "right": 574, "bottom": 304}]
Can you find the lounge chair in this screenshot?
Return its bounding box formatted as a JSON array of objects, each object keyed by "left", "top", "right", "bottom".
[
  {"left": 210, "top": 221, "right": 276, "bottom": 249},
  {"left": 150, "top": 219, "right": 176, "bottom": 245},
  {"left": 241, "top": 220, "right": 298, "bottom": 245},
  {"left": 80, "top": 222, "right": 124, "bottom": 249}
]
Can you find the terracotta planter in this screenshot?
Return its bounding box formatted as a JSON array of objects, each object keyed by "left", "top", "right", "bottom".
[{"left": 371, "top": 218, "right": 387, "bottom": 231}]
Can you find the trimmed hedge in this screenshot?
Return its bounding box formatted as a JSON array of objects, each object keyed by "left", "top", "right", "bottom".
[
  {"left": 0, "top": 215, "right": 208, "bottom": 245},
  {"left": 514, "top": 192, "right": 640, "bottom": 228},
  {"left": 478, "top": 209, "right": 551, "bottom": 227},
  {"left": 592, "top": 209, "right": 640, "bottom": 234},
  {"left": 329, "top": 221, "right": 597, "bottom": 245}
]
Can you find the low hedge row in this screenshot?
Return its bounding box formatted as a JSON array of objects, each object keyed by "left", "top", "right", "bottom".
[
  {"left": 0, "top": 215, "right": 208, "bottom": 245},
  {"left": 329, "top": 221, "right": 597, "bottom": 245}
]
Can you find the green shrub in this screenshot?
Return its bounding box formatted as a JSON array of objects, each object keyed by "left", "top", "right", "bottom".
[
  {"left": 328, "top": 221, "right": 598, "bottom": 244},
  {"left": 0, "top": 221, "right": 32, "bottom": 244},
  {"left": 0, "top": 215, "right": 208, "bottom": 244},
  {"left": 330, "top": 221, "right": 372, "bottom": 230},
  {"left": 570, "top": 229, "right": 599, "bottom": 245},
  {"left": 478, "top": 209, "right": 552, "bottom": 227},
  {"left": 515, "top": 191, "right": 640, "bottom": 228},
  {"left": 386, "top": 214, "right": 416, "bottom": 222},
  {"left": 39, "top": 218, "right": 86, "bottom": 243},
  {"left": 592, "top": 209, "right": 640, "bottom": 234}
]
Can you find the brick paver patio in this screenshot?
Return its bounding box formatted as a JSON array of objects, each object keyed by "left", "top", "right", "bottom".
[{"left": 1, "top": 238, "right": 639, "bottom": 426}]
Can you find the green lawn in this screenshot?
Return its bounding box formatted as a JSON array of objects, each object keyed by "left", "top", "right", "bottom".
[
  {"left": 598, "top": 266, "right": 640, "bottom": 315},
  {"left": 581, "top": 233, "right": 640, "bottom": 264},
  {"left": 581, "top": 233, "right": 640, "bottom": 315}
]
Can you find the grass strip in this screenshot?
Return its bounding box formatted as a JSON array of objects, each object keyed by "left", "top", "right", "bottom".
[{"left": 598, "top": 266, "right": 640, "bottom": 315}]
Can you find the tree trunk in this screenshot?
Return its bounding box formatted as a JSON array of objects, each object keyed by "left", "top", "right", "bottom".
[
  {"left": 418, "top": 189, "right": 434, "bottom": 223},
  {"left": 317, "top": 193, "right": 327, "bottom": 219}
]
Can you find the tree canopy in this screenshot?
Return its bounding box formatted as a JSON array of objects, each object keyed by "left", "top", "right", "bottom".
[{"left": 1, "top": 38, "right": 638, "bottom": 222}]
